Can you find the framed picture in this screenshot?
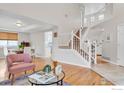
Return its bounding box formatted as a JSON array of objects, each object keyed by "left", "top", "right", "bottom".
[
  {"left": 55, "top": 65, "right": 62, "bottom": 75},
  {"left": 53, "top": 32, "right": 57, "bottom": 38}
]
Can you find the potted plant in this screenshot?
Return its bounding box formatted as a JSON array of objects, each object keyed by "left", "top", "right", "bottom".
[{"left": 18, "top": 44, "right": 24, "bottom": 50}]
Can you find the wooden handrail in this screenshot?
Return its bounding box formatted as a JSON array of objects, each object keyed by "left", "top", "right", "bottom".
[
  {"left": 73, "top": 34, "right": 80, "bottom": 40},
  {"left": 71, "top": 28, "right": 97, "bottom": 65}
]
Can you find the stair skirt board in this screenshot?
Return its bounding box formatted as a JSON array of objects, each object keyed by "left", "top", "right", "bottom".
[
  {"left": 54, "top": 59, "right": 90, "bottom": 68},
  {"left": 52, "top": 49, "right": 91, "bottom": 68}
]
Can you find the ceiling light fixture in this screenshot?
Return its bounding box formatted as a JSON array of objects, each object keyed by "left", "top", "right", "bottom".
[{"left": 16, "top": 20, "right": 23, "bottom": 27}]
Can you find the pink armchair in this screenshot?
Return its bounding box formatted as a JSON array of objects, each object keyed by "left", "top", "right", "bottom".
[{"left": 6, "top": 53, "right": 35, "bottom": 85}]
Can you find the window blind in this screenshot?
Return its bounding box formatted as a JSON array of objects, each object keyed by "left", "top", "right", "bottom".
[{"left": 0, "top": 32, "right": 18, "bottom": 40}]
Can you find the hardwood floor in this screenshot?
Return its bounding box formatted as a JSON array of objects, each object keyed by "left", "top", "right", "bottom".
[
  {"left": 0, "top": 57, "right": 113, "bottom": 85},
  {"left": 62, "top": 63, "right": 112, "bottom": 85}
]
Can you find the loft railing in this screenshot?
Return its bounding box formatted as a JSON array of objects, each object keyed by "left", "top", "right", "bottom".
[{"left": 84, "top": 4, "right": 113, "bottom": 27}]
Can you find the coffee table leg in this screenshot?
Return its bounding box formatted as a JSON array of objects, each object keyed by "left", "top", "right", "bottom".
[
  {"left": 57, "top": 82, "right": 59, "bottom": 85},
  {"left": 61, "top": 80, "right": 63, "bottom": 85},
  {"left": 31, "top": 83, "right": 33, "bottom": 86}
]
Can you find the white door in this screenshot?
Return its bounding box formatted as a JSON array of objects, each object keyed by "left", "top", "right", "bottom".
[
  {"left": 44, "top": 31, "right": 53, "bottom": 57},
  {"left": 97, "top": 43, "right": 102, "bottom": 55},
  {"left": 117, "top": 26, "right": 124, "bottom": 66}
]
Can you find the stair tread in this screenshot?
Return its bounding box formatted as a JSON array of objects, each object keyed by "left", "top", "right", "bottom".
[{"left": 59, "top": 46, "right": 70, "bottom": 49}]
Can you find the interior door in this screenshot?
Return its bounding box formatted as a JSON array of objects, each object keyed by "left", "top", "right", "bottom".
[
  {"left": 44, "top": 31, "right": 53, "bottom": 57},
  {"left": 117, "top": 26, "right": 124, "bottom": 66}
]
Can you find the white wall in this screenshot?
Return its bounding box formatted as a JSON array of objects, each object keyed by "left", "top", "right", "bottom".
[
  {"left": 30, "top": 31, "right": 45, "bottom": 57},
  {"left": 88, "top": 4, "right": 124, "bottom": 65},
  {"left": 100, "top": 4, "right": 124, "bottom": 64},
  {"left": 101, "top": 22, "right": 117, "bottom": 63},
  {"left": 18, "top": 32, "right": 31, "bottom": 44}
]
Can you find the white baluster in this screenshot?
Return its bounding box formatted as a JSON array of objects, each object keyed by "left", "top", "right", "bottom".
[
  {"left": 71, "top": 30, "right": 73, "bottom": 49},
  {"left": 88, "top": 41, "right": 92, "bottom": 65}
]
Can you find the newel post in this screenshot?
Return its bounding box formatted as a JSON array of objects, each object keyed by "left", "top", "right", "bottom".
[{"left": 88, "top": 41, "right": 92, "bottom": 66}]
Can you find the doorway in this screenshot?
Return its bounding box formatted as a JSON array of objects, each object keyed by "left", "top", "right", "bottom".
[
  {"left": 117, "top": 25, "right": 124, "bottom": 66},
  {"left": 44, "top": 31, "right": 53, "bottom": 58}
]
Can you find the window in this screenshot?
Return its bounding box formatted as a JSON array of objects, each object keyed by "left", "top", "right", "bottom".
[
  {"left": 0, "top": 40, "right": 18, "bottom": 48},
  {"left": 0, "top": 40, "right": 18, "bottom": 56},
  {"left": 98, "top": 14, "right": 104, "bottom": 20},
  {"left": 0, "top": 40, "right": 7, "bottom": 47},
  {"left": 8, "top": 41, "right": 18, "bottom": 47},
  {"left": 7, "top": 40, "right": 18, "bottom": 49},
  {"left": 84, "top": 18, "right": 87, "bottom": 24},
  {"left": 91, "top": 16, "right": 95, "bottom": 23}
]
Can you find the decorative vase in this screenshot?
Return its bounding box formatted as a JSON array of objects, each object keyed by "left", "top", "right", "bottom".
[{"left": 43, "top": 65, "right": 51, "bottom": 73}]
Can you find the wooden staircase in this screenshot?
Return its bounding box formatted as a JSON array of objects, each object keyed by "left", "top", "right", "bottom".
[
  {"left": 57, "top": 4, "right": 113, "bottom": 67},
  {"left": 71, "top": 28, "right": 97, "bottom": 65},
  {"left": 59, "top": 27, "right": 97, "bottom": 67}
]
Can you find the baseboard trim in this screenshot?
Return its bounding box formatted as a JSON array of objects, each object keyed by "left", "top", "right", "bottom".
[
  {"left": 97, "top": 54, "right": 102, "bottom": 56},
  {"left": 101, "top": 58, "right": 119, "bottom": 66}
]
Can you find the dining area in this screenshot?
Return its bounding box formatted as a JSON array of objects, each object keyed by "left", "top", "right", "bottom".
[
  {"left": 0, "top": 32, "right": 35, "bottom": 58},
  {"left": 0, "top": 45, "right": 35, "bottom": 58}
]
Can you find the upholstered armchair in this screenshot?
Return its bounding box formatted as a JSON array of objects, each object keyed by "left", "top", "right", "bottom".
[{"left": 6, "top": 53, "right": 35, "bottom": 85}]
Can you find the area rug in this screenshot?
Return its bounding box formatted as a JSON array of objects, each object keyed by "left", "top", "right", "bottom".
[
  {"left": 0, "top": 74, "right": 70, "bottom": 86},
  {"left": 92, "top": 63, "right": 124, "bottom": 85}
]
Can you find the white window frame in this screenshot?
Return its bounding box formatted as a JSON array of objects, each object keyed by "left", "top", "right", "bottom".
[
  {"left": 98, "top": 14, "right": 104, "bottom": 20},
  {"left": 90, "top": 16, "right": 95, "bottom": 23}
]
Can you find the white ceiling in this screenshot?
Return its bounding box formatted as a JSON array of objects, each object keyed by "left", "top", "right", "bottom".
[
  {"left": 0, "top": 9, "right": 56, "bottom": 33},
  {"left": 0, "top": 3, "right": 105, "bottom": 33}
]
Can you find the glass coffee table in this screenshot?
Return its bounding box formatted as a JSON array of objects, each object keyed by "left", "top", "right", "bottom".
[{"left": 28, "top": 70, "right": 65, "bottom": 86}]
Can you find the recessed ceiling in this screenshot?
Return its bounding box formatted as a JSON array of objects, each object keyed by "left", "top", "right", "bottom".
[{"left": 0, "top": 9, "right": 56, "bottom": 33}]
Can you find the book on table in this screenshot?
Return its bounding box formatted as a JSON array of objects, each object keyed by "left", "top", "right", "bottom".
[{"left": 28, "top": 72, "right": 56, "bottom": 84}]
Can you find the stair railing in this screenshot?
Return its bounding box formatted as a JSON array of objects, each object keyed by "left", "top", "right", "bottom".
[{"left": 71, "top": 28, "right": 97, "bottom": 66}]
